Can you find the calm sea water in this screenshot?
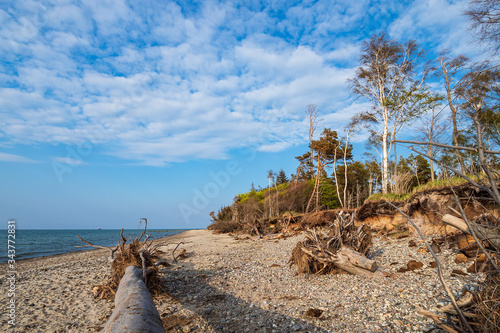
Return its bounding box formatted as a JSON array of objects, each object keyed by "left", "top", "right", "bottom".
[{"left": 0, "top": 229, "right": 189, "bottom": 263}]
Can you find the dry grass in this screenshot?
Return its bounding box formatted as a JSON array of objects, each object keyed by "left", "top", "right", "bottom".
[{"left": 473, "top": 270, "right": 500, "bottom": 332}]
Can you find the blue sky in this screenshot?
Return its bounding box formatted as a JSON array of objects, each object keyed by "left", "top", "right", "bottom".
[{"left": 0, "top": 0, "right": 482, "bottom": 229}]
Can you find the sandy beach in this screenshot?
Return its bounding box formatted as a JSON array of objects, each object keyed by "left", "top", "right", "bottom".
[{"left": 1, "top": 229, "right": 483, "bottom": 332}]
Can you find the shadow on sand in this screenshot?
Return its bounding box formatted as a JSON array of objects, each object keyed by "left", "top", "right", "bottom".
[{"left": 159, "top": 261, "right": 330, "bottom": 332}]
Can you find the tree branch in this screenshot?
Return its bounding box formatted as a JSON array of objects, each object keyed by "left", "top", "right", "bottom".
[{"left": 393, "top": 139, "right": 500, "bottom": 154}]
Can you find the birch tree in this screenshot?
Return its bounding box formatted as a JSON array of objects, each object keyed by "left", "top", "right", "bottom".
[
  {"left": 348, "top": 33, "right": 426, "bottom": 193},
  {"left": 436, "top": 51, "right": 470, "bottom": 173},
  {"left": 465, "top": 0, "right": 500, "bottom": 55},
  {"left": 416, "top": 92, "right": 446, "bottom": 182}
]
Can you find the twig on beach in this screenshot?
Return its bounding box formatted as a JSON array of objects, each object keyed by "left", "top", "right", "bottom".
[
  {"left": 172, "top": 242, "right": 186, "bottom": 262},
  {"left": 167, "top": 241, "right": 193, "bottom": 262}
]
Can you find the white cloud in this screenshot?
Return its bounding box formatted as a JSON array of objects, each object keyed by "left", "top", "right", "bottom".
[
  {"left": 0, "top": 0, "right": 479, "bottom": 165},
  {"left": 388, "top": 0, "right": 476, "bottom": 56},
  {"left": 52, "top": 156, "right": 86, "bottom": 166},
  {"left": 0, "top": 152, "right": 39, "bottom": 163}
]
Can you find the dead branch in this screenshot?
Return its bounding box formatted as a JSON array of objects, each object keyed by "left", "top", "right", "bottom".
[
  {"left": 172, "top": 242, "right": 186, "bottom": 262},
  {"left": 440, "top": 292, "right": 474, "bottom": 314},
  {"left": 416, "top": 306, "right": 460, "bottom": 333},
  {"left": 387, "top": 202, "right": 474, "bottom": 333},
  {"left": 77, "top": 235, "right": 119, "bottom": 261},
  {"left": 393, "top": 139, "right": 500, "bottom": 154},
  {"left": 138, "top": 218, "right": 148, "bottom": 242},
  {"left": 139, "top": 250, "right": 147, "bottom": 285}
]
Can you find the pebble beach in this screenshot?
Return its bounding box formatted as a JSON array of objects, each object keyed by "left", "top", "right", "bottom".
[{"left": 0, "top": 229, "right": 484, "bottom": 332}]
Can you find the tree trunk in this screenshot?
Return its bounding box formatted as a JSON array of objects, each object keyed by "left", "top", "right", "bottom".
[
  {"left": 306, "top": 157, "right": 322, "bottom": 214},
  {"left": 103, "top": 266, "right": 165, "bottom": 333},
  {"left": 332, "top": 146, "right": 343, "bottom": 208},
  {"left": 300, "top": 246, "right": 390, "bottom": 278},
  {"left": 343, "top": 144, "right": 349, "bottom": 209},
  {"left": 442, "top": 214, "right": 500, "bottom": 250},
  {"left": 382, "top": 111, "right": 389, "bottom": 193},
  {"left": 444, "top": 68, "right": 466, "bottom": 174},
  {"left": 473, "top": 111, "right": 500, "bottom": 207}
]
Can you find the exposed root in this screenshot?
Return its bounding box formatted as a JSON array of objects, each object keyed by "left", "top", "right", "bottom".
[
  {"left": 79, "top": 219, "right": 167, "bottom": 299},
  {"left": 289, "top": 211, "right": 373, "bottom": 275}
]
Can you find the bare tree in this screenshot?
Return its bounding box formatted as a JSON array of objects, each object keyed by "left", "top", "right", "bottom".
[
  {"left": 267, "top": 169, "right": 274, "bottom": 217},
  {"left": 340, "top": 116, "right": 362, "bottom": 208},
  {"left": 436, "top": 51, "right": 470, "bottom": 173},
  {"left": 416, "top": 92, "right": 446, "bottom": 182},
  {"left": 306, "top": 104, "right": 322, "bottom": 178},
  {"left": 456, "top": 62, "right": 500, "bottom": 205},
  {"left": 465, "top": 0, "right": 500, "bottom": 55},
  {"left": 348, "top": 33, "right": 426, "bottom": 193}
]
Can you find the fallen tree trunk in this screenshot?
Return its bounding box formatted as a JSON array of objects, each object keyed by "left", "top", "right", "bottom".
[
  {"left": 442, "top": 214, "right": 500, "bottom": 250},
  {"left": 337, "top": 247, "right": 378, "bottom": 272},
  {"left": 300, "top": 246, "right": 389, "bottom": 278},
  {"left": 103, "top": 265, "right": 165, "bottom": 333}
]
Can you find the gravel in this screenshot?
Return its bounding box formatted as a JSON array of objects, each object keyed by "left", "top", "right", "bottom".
[
  {"left": 0, "top": 230, "right": 483, "bottom": 333},
  {"left": 154, "top": 230, "right": 484, "bottom": 332}
]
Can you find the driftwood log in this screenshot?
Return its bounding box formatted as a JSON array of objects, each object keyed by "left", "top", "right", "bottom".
[
  {"left": 442, "top": 214, "right": 500, "bottom": 250},
  {"left": 300, "top": 246, "right": 389, "bottom": 278},
  {"left": 102, "top": 265, "right": 165, "bottom": 333}
]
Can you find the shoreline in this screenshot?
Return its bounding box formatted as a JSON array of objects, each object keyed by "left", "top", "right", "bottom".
[
  {"left": 0, "top": 229, "right": 196, "bottom": 270},
  {"left": 1, "top": 229, "right": 483, "bottom": 332}
]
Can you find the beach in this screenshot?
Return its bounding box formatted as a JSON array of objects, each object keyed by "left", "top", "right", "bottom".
[{"left": 0, "top": 229, "right": 483, "bottom": 332}]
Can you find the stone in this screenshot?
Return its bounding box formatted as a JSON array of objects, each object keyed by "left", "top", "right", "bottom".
[
  {"left": 305, "top": 308, "right": 323, "bottom": 318},
  {"left": 407, "top": 260, "right": 423, "bottom": 271},
  {"left": 477, "top": 253, "right": 487, "bottom": 262},
  {"left": 385, "top": 223, "right": 395, "bottom": 232},
  {"left": 458, "top": 235, "right": 478, "bottom": 251},
  {"left": 417, "top": 247, "right": 427, "bottom": 253},
  {"left": 455, "top": 253, "right": 468, "bottom": 264},
  {"left": 430, "top": 243, "right": 441, "bottom": 254},
  {"left": 428, "top": 262, "right": 437, "bottom": 268}
]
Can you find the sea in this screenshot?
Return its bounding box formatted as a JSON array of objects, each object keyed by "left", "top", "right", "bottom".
[{"left": 0, "top": 228, "right": 189, "bottom": 263}]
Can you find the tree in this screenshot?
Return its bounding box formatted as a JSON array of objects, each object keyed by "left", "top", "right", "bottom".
[
  {"left": 436, "top": 51, "right": 470, "bottom": 173},
  {"left": 305, "top": 128, "right": 346, "bottom": 213},
  {"left": 365, "top": 160, "right": 382, "bottom": 195},
  {"left": 306, "top": 104, "right": 322, "bottom": 179},
  {"left": 455, "top": 63, "right": 500, "bottom": 204},
  {"left": 335, "top": 161, "right": 369, "bottom": 208},
  {"left": 267, "top": 169, "right": 275, "bottom": 217},
  {"left": 338, "top": 116, "right": 362, "bottom": 208},
  {"left": 276, "top": 169, "right": 289, "bottom": 185},
  {"left": 348, "top": 33, "right": 426, "bottom": 193},
  {"left": 465, "top": 0, "right": 500, "bottom": 55},
  {"left": 294, "top": 152, "right": 313, "bottom": 181},
  {"left": 416, "top": 91, "right": 446, "bottom": 182}
]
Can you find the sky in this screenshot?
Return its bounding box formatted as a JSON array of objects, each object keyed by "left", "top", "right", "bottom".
[{"left": 0, "top": 0, "right": 484, "bottom": 229}]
